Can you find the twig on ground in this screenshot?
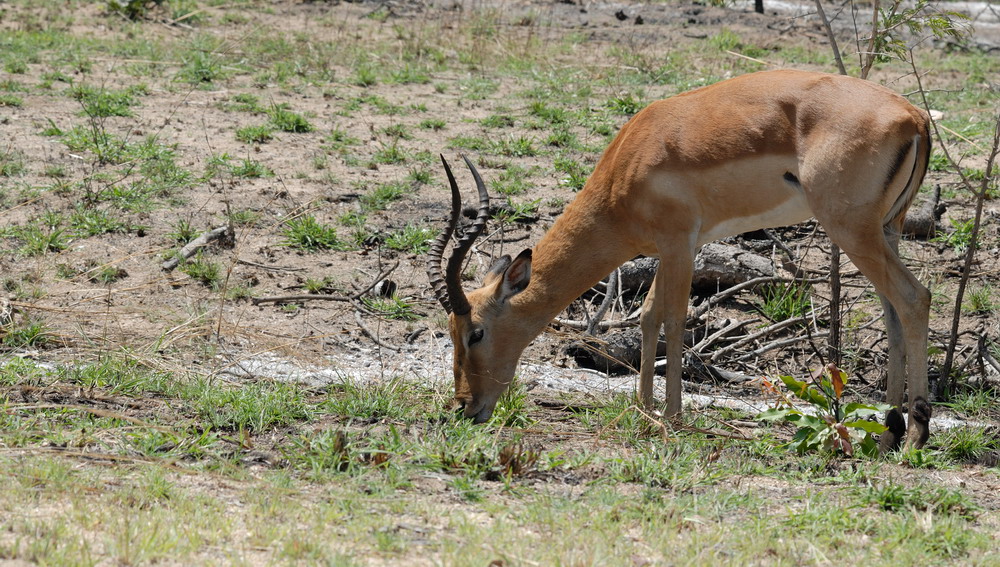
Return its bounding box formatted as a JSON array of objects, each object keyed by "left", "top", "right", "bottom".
[
  {"left": 162, "top": 225, "right": 235, "bottom": 271},
  {"left": 251, "top": 261, "right": 400, "bottom": 306},
  {"left": 587, "top": 269, "right": 619, "bottom": 335},
  {"left": 236, "top": 259, "right": 307, "bottom": 273}
]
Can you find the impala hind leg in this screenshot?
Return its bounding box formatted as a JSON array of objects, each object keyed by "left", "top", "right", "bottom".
[{"left": 828, "top": 224, "right": 931, "bottom": 451}]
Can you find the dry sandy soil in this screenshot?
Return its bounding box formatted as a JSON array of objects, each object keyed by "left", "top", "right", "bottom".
[{"left": 0, "top": 0, "right": 997, "bottom": 423}]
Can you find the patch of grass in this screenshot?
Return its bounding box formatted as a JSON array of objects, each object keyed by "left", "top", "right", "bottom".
[
  {"left": 492, "top": 136, "right": 538, "bottom": 157},
  {"left": 179, "top": 256, "right": 223, "bottom": 289},
  {"left": 13, "top": 224, "right": 70, "bottom": 257},
  {"left": 528, "top": 101, "right": 568, "bottom": 125},
  {"left": 283, "top": 216, "right": 349, "bottom": 251},
  {"left": 372, "top": 142, "right": 408, "bottom": 165},
  {"left": 447, "top": 135, "right": 491, "bottom": 152},
  {"left": 0, "top": 150, "right": 26, "bottom": 177},
  {"left": 545, "top": 128, "right": 579, "bottom": 149},
  {"left": 418, "top": 118, "right": 446, "bottom": 131},
  {"left": 480, "top": 114, "right": 516, "bottom": 128},
  {"left": 941, "top": 388, "right": 997, "bottom": 418},
  {"left": 62, "top": 357, "right": 173, "bottom": 395},
  {"left": 70, "top": 206, "right": 136, "bottom": 237},
  {"left": 1, "top": 318, "right": 52, "bottom": 349},
  {"left": 381, "top": 123, "right": 412, "bottom": 140},
  {"left": 755, "top": 282, "right": 812, "bottom": 322},
  {"left": 324, "top": 379, "right": 423, "bottom": 421},
  {"left": 167, "top": 219, "right": 199, "bottom": 245},
  {"left": 360, "top": 181, "right": 409, "bottom": 212},
  {"left": 936, "top": 426, "right": 998, "bottom": 463},
  {"left": 384, "top": 225, "right": 434, "bottom": 254},
  {"left": 236, "top": 124, "right": 273, "bottom": 144},
  {"left": 553, "top": 155, "right": 591, "bottom": 191},
  {"left": 0, "top": 94, "right": 23, "bottom": 107},
  {"left": 933, "top": 218, "right": 977, "bottom": 254},
  {"left": 361, "top": 295, "right": 420, "bottom": 321},
  {"left": 71, "top": 85, "right": 139, "bottom": 117},
  {"left": 268, "top": 105, "right": 313, "bottom": 133},
  {"left": 860, "top": 483, "right": 977, "bottom": 519},
  {"left": 962, "top": 284, "right": 997, "bottom": 315},
  {"left": 606, "top": 92, "right": 644, "bottom": 115},
  {"left": 229, "top": 158, "right": 273, "bottom": 178},
  {"left": 490, "top": 164, "right": 535, "bottom": 196},
  {"left": 191, "top": 380, "right": 310, "bottom": 433}
]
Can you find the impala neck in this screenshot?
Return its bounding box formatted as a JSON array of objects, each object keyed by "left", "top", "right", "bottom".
[{"left": 509, "top": 191, "right": 638, "bottom": 340}]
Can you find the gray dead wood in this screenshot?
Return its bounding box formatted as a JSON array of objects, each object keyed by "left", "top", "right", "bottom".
[
  {"left": 162, "top": 225, "right": 234, "bottom": 272},
  {"left": 901, "top": 185, "right": 942, "bottom": 238}
]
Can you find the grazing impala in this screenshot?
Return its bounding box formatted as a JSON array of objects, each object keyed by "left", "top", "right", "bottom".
[{"left": 426, "top": 69, "right": 932, "bottom": 451}]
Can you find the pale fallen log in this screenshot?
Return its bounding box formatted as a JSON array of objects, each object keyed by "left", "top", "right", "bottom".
[{"left": 162, "top": 225, "right": 234, "bottom": 272}]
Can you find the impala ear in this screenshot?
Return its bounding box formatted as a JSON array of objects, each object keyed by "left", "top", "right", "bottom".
[{"left": 496, "top": 249, "right": 531, "bottom": 302}]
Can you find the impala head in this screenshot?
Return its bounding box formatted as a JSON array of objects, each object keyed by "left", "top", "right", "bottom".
[{"left": 426, "top": 155, "right": 533, "bottom": 423}]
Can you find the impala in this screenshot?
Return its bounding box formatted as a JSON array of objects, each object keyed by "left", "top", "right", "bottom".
[{"left": 427, "top": 69, "right": 932, "bottom": 451}]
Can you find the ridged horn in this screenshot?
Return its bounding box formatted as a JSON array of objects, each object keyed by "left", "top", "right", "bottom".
[
  {"left": 426, "top": 154, "right": 491, "bottom": 316},
  {"left": 426, "top": 154, "right": 463, "bottom": 313}
]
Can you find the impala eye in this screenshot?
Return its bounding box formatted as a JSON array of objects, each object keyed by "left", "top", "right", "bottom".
[{"left": 468, "top": 328, "right": 485, "bottom": 346}]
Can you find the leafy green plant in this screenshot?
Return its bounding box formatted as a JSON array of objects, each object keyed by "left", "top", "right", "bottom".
[
  {"left": 372, "top": 142, "right": 407, "bottom": 165},
  {"left": 0, "top": 150, "right": 26, "bottom": 177},
  {"left": 0, "top": 94, "right": 23, "bottom": 107},
  {"left": 360, "top": 181, "right": 409, "bottom": 212},
  {"left": 167, "top": 219, "right": 198, "bottom": 245},
  {"left": 962, "top": 284, "right": 996, "bottom": 314},
  {"left": 870, "top": 0, "right": 969, "bottom": 65},
  {"left": 236, "top": 125, "right": 273, "bottom": 144},
  {"left": 936, "top": 426, "right": 998, "bottom": 463},
  {"left": 756, "top": 281, "right": 811, "bottom": 322},
  {"left": 489, "top": 378, "right": 532, "bottom": 428},
  {"left": 492, "top": 135, "right": 537, "bottom": 157},
  {"left": 179, "top": 256, "right": 222, "bottom": 289},
  {"left": 490, "top": 165, "right": 534, "bottom": 196},
  {"left": 71, "top": 85, "right": 138, "bottom": 117},
  {"left": 419, "top": 118, "right": 446, "bottom": 131},
  {"left": 758, "top": 364, "right": 891, "bottom": 457},
  {"left": 554, "top": 156, "right": 590, "bottom": 191},
  {"left": 15, "top": 224, "right": 69, "bottom": 256},
  {"left": 385, "top": 225, "right": 434, "bottom": 254},
  {"left": 495, "top": 198, "right": 540, "bottom": 224},
  {"left": 268, "top": 105, "right": 313, "bottom": 133},
  {"left": 1, "top": 318, "right": 52, "bottom": 349},
  {"left": 933, "top": 218, "right": 977, "bottom": 253},
  {"left": 361, "top": 295, "right": 420, "bottom": 321},
  {"left": 229, "top": 158, "right": 273, "bottom": 178},
  {"left": 283, "top": 216, "right": 348, "bottom": 251},
  {"left": 606, "top": 93, "right": 643, "bottom": 115},
  {"left": 480, "top": 114, "right": 516, "bottom": 128}
]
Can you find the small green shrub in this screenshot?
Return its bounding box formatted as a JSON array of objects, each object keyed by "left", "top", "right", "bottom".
[{"left": 283, "top": 216, "right": 349, "bottom": 251}]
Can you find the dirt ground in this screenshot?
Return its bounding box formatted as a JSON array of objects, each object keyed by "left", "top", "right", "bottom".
[{"left": 0, "top": 0, "right": 998, "bottom": 423}]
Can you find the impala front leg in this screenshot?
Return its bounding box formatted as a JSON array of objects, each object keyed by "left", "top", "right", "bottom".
[{"left": 639, "top": 248, "right": 694, "bottom": 416}]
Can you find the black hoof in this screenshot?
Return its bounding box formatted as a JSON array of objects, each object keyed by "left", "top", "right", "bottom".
[{"left": 879, "top": 407, "right": 906, "bottom": 454}]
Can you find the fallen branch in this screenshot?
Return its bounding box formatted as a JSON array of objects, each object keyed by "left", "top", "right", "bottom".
[
  {"left": 251, "top": 261, "right": 399, "bottom": 306},
  {"left": 691, "top": 318, "right": 754, "bottom": 353},
  {"left": 162, "top": 225, "right": 234, "bottom": 271},
  {"left": 709, "top": 309, "right": 826, "bottom": 362},
  {"left": 587, "top": 269, "right": 619, "bottom": 335}
]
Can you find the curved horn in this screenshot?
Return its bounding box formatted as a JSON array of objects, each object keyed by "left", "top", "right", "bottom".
[
  {"left": 426, "top": 154, "right": 463, "bottom": 313},
  {"left": 443, "top": 154, "right": 491, "bottom": 316}
]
